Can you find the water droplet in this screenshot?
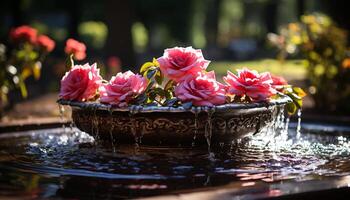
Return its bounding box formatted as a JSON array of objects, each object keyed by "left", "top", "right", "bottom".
[
  {"left": 108, "top": 108, "right": 116, "bottom": 153},
  {"left": 296, "top": 109, "right": 302, "bottom": 141},
  {"left": 129, "top": 107, "right": 139, "bottom": 146},
  {"left": 192, "top": 110, "right": 199, "bottom": 147},
  {"left": 204, "top": 107, "right": 215, "bottom": 152}
]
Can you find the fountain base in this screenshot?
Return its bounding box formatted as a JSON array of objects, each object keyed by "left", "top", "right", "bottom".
[{"left": 59, "top": 97, "right": 290, "bottom": 146}]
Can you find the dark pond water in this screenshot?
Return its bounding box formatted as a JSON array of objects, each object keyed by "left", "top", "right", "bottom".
[{"left": 1, "top": 123, "right": 350, "bottom": 199}]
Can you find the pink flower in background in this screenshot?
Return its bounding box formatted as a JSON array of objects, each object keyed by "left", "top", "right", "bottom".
[
  {"left": 157, "top": 46, "right": 210, "bottom": 83},
  {"left": 10, "top": 25, "right": 37, "bottom": 44},
  {"left": 107, "top": 56, "right": 122, "bottom": 74},
  {"left": 224, "top": 68, "right": 276, "bottom": 101},
  {"left": 64, "top": 38, "right": 86, "bottom": 60},
  {"left": 100, "top": 71, "right": 147, "bottom": 107},
  {"left": 175, "top": 71, "right": 226, "bottom": 106},
  {"left": 36, "top": 35, "right": 55, "bottom": 52},
  {"left": 59, "top": 63, "right": 102, "bottom": 101},
  {"left": 107, "top": 56, "right": 121, "bottom": 68}
]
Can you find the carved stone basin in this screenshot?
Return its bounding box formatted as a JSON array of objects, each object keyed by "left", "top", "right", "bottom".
[{"left": 58, "top": 97, "right": 291, "bottom": 147}]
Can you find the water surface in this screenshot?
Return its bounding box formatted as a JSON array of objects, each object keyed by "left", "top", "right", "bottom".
[{"left": 1, "top": 123, "right": 350, "bottom": 199}]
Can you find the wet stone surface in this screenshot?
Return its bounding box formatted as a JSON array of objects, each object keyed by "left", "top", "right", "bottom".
[{"left": 1, "top": 123, "right": 350, "bottom": 199}]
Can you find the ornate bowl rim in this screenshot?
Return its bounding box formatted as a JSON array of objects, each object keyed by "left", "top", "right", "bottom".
[{"left": 57, "top": 96, "right": 291, "bottom": 113}]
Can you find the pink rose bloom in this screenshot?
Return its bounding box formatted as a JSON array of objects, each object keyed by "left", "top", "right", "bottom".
[
  {"left": 175, "top": 71, "right": 226, "bottom": 107},
  {"left": 10, "top": 25, "right": 37, "bottom": 44},
  {"left": 65, "top": 38, "right": 87, "bottom": 60},
  {"left": 157, "top": 46, "right": 210, "bottom": 83},
  {"left": 100, "top": 71, "right": 147, "bottom": 107},
  {"left": 271, "top": 75, "right": 288, "bottom": 91},
  {"left": 59, "top": 63, "right": 102, "bottom": 101},
  {"left": 36, "top": 35, "right": 55, "bottom": 52},
  {"left": 224, "top": 68, "right": 276, "bottom": 101}
]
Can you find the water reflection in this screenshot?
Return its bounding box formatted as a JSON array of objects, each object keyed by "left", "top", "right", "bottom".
[{"left": 0, "top": 123, "right": 350, "bottom": 199}]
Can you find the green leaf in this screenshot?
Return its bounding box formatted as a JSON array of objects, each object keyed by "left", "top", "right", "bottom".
[
  {"left": 285, "top": 92, "right": 303, "bottom": 111},
  {"left": 147, "top": 90, "right": 157, "bottom": 100},
  {"left": 18, "top": 81, "right": 28, "bottom": 98},
  {"left": 288, "top": 92, "right": 302, "bottom": 100},
  {"left": 146, "top": 68, "right": 157, "bottom": 80},
  {"left": 152, "top": 58, "right": 159, "bottom": 66},
  {"left": 140, "top": 61, "right": 154, "bottom": 74},
  {"left": 145, "top": 80, "right": 155, "bottom": 92},
  {"left": 293, "top": 98, "right": 303, "bottom": 109},
  {"left": 153, "top": 87, "right": 166, "bottom": 97},
  {"left": 155, "top": 70, "right": 163, "bottom": 85},
  {"left": 182, "top": 101, "right": 193, "bottom": 110},
  {"left": 29, "top": 51, "right": 38, "bottom": 60},
  {"left": 32, "top": 62, "right": 42, "bottom": 80},
  {"left": 164, "top": 80, "right": 176, "bottom": 91},
  {"left": 286, "top": 102, "right": 297, "bottom": 115},
  {"left": 292, "top": 87, "right": 307, "bottom": 98},
  {"left": 164, "top": 89, "right": 173, "bottom": 99}
]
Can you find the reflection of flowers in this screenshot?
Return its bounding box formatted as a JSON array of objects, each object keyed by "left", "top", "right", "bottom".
[
  {"left": 224, "top": 68, "right": 276, "bottom": 101},
  {"left": 59, "top": 63, "right": 102, "bottom": 101},
  {"left": 65, "top": 39, "right": 86, "bottom": 60},
  {"left": 10, "top": 25, "right": 37, "bottom": 44},
  {"left": 158, "top": 47, "right": 209, "bottom": 83},
  {"left": 175, "top": 71, "right": 226, "bottom": 106},
  {"left": 100, "top": 71, "right": 147, "bottom": 107},
  {"left": 36, "top": 35, "right": 55, "bottom": 53}
]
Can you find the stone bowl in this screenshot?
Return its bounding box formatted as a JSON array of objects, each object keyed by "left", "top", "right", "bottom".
[{"left": 57, "top": 97, "right": 291, "bottom": 147}]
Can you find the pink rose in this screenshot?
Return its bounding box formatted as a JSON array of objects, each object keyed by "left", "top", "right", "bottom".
[
  {"left": 36, "top": 35, "right": 55, "bottom": 52},
  {"left": 271, "top": 75, "right": 288, "bottom": 91},
  {"left": 59, "top": 63, "right": 102, "bottom": 101},
  {"left": 175, "top": 71, "right": 226, "bottom": 107},
  {"left": 157, "top": 46, "right": 210, "bottom": 82},
  {"left": 100, "top": 71, "right": 147, "bottom": 107},
  {"left": 10, "top": 25, "right": 37, "bottom": 44},
  {"left": 65, "top": 38, "right": 87, "bottom": 60},
  {"left": 224, "top": 68, "right": 276, "bottom": 101}
]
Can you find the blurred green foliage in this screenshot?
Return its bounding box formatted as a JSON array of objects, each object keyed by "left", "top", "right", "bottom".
[
  {"left": 269, "top": 13, "right": 350, "bottom": 113},
  {"left": 132, "top": 22, "right": 148, "bottom": 52},
  {"left": 209, "top": 59, "right": 307, "bottom": 80},
  {"left": 78, "top": 21, "right": 108, "bottom": 49},
  {"left": 0, "top": 27, "right": 54, "bottom": 114}
]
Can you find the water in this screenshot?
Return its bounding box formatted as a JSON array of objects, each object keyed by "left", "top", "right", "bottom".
[{"left": 1, "top": 123, "right": 350, "bottom": 199}]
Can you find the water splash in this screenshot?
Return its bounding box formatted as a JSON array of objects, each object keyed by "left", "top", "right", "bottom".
[
  {"left": 296, "top": 109, "right": 302, "bottom": 140},
  {"left": 58, "top": 104, "right": 66, "bottom": 132}
]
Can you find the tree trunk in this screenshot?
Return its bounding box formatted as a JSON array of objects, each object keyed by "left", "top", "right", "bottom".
[
  {"left": 264, "top": 0, "right": 278, "bottom": 33},
  {"left": 104, "top": 0, "right": 136, "bottom": 70},
  {"left": 204, "top": 0, "right": 221, "bottom": 47}
]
